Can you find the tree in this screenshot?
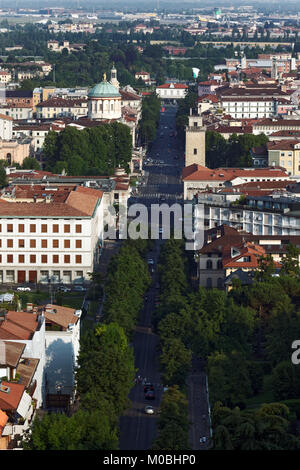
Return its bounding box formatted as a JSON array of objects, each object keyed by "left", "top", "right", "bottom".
[
  {"left": 152, "top": 386, "right": 191, "bottom": 450},
  {"left": 270, "top": 361, "right": 300, "bottom": 401},
  {"left": 22, "top": 156, "right": 40, "bottom": 170},
  {"left": 76, "top": 322, "right": 135, "bottom": 418},
  {"left": 281, "top": 243, "right": 300, "bottom": 277},
  {"left": 23, "top": 409, "right": 118, "bottom": 450},
  {"left": 0, "top": 164, "right": 7, "bottom": 188}
]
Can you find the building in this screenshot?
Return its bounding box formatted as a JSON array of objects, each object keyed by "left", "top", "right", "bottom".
[
  {"left": 182, "top": 164, "right": 290, "bottom": 200},
  {"left": 0, "top": 185, "right": 104, "bottom": 285},
  {"left": 193, "top": 188, "right": 300, "bottom": 243},
  {"left": 0, "top": 114, "right": 13, "bottom": 141},
  {"left": 0, "top": 71, "right": 11, "bottom": 84},
  {"left": 253, "top": 119, "right": 300, "bottom": 136},
  {"left": 198, "top": 80, "right": 222, "bottom": 97},
  {"left": 42, "top": 304, "right": 81, "bottom": 410},
  {"left": 0, "top": 138, "right": 32, "bottom": 166},
  {"left": 267, "top": 140, "right": 300, "bottom": 176},
  {"left": 0, "top": 104, "right": 33, "bottom": 121},
  {"left": 135, "top": 71, "right": 151, "bottom": 84},
  {"left": 0, "top": 308, "right": 46, "bottom": 449},
  {"left": 196, "top": 224, "right": 298, "bottom": 288},
  {"left": 88, "top": 74, "right": 122, "bottom": 121},
  {"left": 36, "top": 97, "right": 88, "bottom": 120},
  {"left": 156, "top": 83, "right": 188, "bottom": 100},
  {"left": 12, "top": 123, "right": 51, "bottom": 154}
]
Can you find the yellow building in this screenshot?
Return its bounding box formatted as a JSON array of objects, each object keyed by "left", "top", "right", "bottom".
[{"left": 268, "top": 140, "right": 300, "bottom": 176}]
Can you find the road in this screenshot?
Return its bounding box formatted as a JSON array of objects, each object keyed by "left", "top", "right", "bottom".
[{"left": 119, "top": 104, "right": 211, "bottom": 450}]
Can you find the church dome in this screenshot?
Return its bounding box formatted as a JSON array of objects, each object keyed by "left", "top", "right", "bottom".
[{"left": 88, "top": 79, "right": 121, "bottom": 98}]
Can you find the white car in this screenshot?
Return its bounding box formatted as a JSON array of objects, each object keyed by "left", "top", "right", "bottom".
[
  {"left": 200, "top": 437, "right": 207, "bottom": 443},
  {"left": 145, "top": 406, "right": 154, "bottom": 415},
  {"left": 17, "top": 286, "right": 31, "bottom": 292},
  {"left": 159, "top": 227, "right": 163, "bottom": 234}
]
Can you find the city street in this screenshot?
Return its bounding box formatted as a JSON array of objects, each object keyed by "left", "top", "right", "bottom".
[{"left": 119, "top": 104, "right": 210, "bottom": 450}]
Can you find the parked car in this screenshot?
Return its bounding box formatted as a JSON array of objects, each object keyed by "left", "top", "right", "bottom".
[
  {"left": 57, "top": 286, "right": 71, "bottom": 292},
  {"left": 145, "top": 405, "right": 154, "bottom": 415},
  {"left": 147, "top": 259, "right": 154, "bottom": 265},
  {"left": 73, "top": 285, "right": 86, "bottom": 292},
  {"left": 17, "top": 286, "right": 31, "bottom": 292}
]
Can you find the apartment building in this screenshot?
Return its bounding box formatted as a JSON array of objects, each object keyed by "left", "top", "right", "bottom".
[
  {"left": 253, "top": 119, "right": 300, "bottom": 136},
  {"left": 267, "top": 140, "right": 300, "bottom": 176},
  {"left": 0, "top": 185, "right": 104, "bottom": 285},
  {"left": 36, "top": 97, "right": 88, "bottom": 120},
  {"left": 0, "top": 103, "right": 33, "bottom": 121},
  {"left": 0, "top": 70, "right": 11, "bottom": 84},
  {"left": 194, "top": 189, "right": 300, "bottom": 243},
  {"left": 218, "top": 85, "right": 293, "bottom": 119}
]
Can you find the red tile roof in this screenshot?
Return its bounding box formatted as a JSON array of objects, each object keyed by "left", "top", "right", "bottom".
[
  {"left": 0, "top": 311, "right": 40, "bottom": 340},
  {"left": 157, "top": 83, "right": 188, "bottom": 89},
  {"left": 182, "top": 164, "right": 289, "bottom": 182},
  {"left": 0, "top": 381, "right": 25, "bottom": 411},
  {"left": 0, "top": 409, "right": 8, "bottom": 436}
]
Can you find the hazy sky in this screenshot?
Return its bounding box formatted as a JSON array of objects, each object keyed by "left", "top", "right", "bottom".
[{"left": 0, "top": 0, "right": 298, "bottom": 12}]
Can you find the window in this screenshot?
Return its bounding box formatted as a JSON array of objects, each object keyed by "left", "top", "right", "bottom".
[
  {"left": 76, "top": 255, "right": 82, "bottom": 264},
  {"left": 18, "top": 224, "right": 24, "bottom": 232},
  {"left": 7, "top": 224, "right": 13, "bottom": 233},
  {"left": 64, "top": 224, "right": 70, "bottom": 233},
  {"left": 18, "top": 254, "right": 25, "bottom": 263},
  {"left": 217, "top": 260, "right": 223, "bottom": 270},
  {"left": 206, "top": 278, "right": 212, "bottom": 288},
  {"left": 30, "top": 254, "right": 36, "bottom": 263},
  {"left": 41, "top": 224, "right": 47, "bottom": 233},
  {"left": 30, "top": 224, "right": 36, "bottom": 233},
  {"left": 7, "top": 255, "right": 13, "bottom": 263},
  {"left": 64, "top": 255, "right": 70, "bottom": 263},
  {"left": 75, "top": 224, "right": 82, "bottom": 233},
  {"left": 193, "top": 148, "right": 197, "bottom": 155},
  {"left": 53, "top": 239, "right": 59, "bottom": 248},
  {"left": 41, "top": 255, "right": 47, "bottom": 263},
  {"left": 7, "top": 239, "right": 13, "bottom": 248},
  {"left": 53, "top": 255, "right": 59, "bottom": 264},
  {"left": 53, "top": 224, "right": 59, "bottom": 233},
  {"left": 76, "top": 240, "right": 82, "bottom": 249},
  {"left": 41, "top": 239, "right": 47, "bottom": 248},
  {"left": 64, "top": 239, "right": 70, "bottom": 249},
  {"left": 30, "top": 239, "right": 36, "bottom": 248},
  {"left": 206, "top": 260, "right": 213, "bottom": 269}
]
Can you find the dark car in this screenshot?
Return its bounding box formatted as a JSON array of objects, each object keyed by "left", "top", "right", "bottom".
[
  {"left": 145, "top": 390, "right": 155, "bottom": 400},
  {"left": 144, "top": 383, "right": 154, "bottom": 393}
]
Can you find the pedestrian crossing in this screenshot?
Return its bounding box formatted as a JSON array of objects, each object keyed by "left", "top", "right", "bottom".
[{"left": 138, "top": 193, "right": 183, "bottom": 200}]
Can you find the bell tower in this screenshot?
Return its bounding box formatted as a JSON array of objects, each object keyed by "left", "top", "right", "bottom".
[
  {"left": 185, "top": 107, "right": 206, "bottom": 167},
  {"left": 110, "top": 64, "right": 119, "bottom": 90}
]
